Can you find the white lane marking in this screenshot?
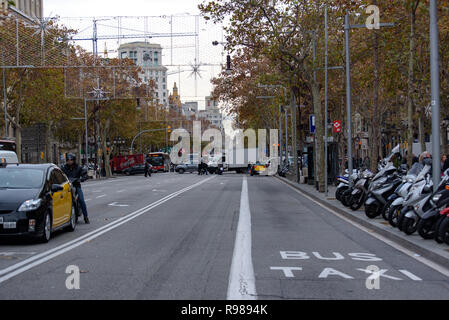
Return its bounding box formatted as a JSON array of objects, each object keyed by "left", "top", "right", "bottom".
[
  {"left": 96, "top": 195, "right": 106, "bottom": 199},
  {"left": 0, "top": 252, "right": 37, "bottom": 256},
  {"left": 116, "top": 190, "right": 126, "bottom": 193},
  {"left": 227, "top": 176, "right": 257, "bottom": 300},
  {"left": 0, "top": 176, "right": 216, "bottom": 284},
  {"left": 399, "top": 269, "right": 423, "bottom": 281},
  {"left": 278, "top": 178, "right": 449, "bottom": 278},
  {"left": 85, "top": 199, "right": 92, "bottom": 202},
  {"left": 108, "top": 202, "right": 129, "bottom": 207}
]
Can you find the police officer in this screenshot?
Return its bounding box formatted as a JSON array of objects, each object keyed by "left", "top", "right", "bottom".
[{"left": 62, "top": 153, "right": 90, "bottom": 224}]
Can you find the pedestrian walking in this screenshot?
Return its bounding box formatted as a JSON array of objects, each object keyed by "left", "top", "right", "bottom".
[{"left": 145, "top": 159, "right": 152, "bottom": 177}]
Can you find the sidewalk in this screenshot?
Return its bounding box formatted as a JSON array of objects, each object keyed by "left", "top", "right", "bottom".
[{"left": 276, "top": 175, "right": 449, "bottom": 269}]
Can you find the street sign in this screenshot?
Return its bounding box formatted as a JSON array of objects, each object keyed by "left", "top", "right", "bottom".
[
  {"left": 333, "top": 120, "right": 342, "bottom": 133},
  {"left": 310, "top": 115, "right": 316, "bottom": 134}
]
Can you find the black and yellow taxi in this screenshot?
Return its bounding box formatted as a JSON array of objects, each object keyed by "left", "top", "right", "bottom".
[
  {"left": 0, "top": 160, "right": 77, "bottom": 242},
  {"left": 250, "top": 161, "right": 267, "bottom": 176}
]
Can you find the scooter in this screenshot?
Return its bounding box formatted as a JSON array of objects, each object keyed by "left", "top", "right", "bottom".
[
  {"left": 402, "top": 170, "right": 449, "bottom": 238},
  {"left": 349, "top": 169, "right": 374, "bottom": 211},
  {"left": 364, "top": 161, "right": 398, "bottom": 219},
  {"left": 416, "top": 171, "right": 449, "bottom": 239},
  {"left": 397, "top": 159, "right": 433, "bottom": 232},
  {"left": 385, "top": 172, "right": 417, "bottom": 226},
  {"left": 436, "top": 207, "right": 449, "bottom": 245},
  {"left": 335, "top": 172, "right": 350, "bottom": 202},
  {"left": 340, "top": 170, "right": 361, "bottom": 207}
]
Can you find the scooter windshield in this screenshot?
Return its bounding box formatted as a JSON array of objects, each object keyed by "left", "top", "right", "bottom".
[
  {"left": 373, "top": 162, "right": 395, "bottom": 181},
  {"left": 408, "top": 162, "right": 424, "bottom": 176},
  {"left": 415, "top": 165, "right": 431, "bottom": 182}
]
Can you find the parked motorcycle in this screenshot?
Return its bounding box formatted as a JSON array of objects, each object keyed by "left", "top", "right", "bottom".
[
  {"left": 364, "top": 161, "right": 398, "bottom": 219},
  {"left": 401, "top": 169, "right": 449, "bottom": 236},
  {"left": 340, "top": 170, "right": 361, "bottom": 207},
  {"left": 415, "top": 172, "right": 449, "bottom": 240},
  {"left": 436, "top": 207, "right": 449, "bottom": 245},
  {"left": 335, "top": 172, "right": 350, "bottom": 202},
  {"left": 348, "top": 169, "right": 374, "bottom": 211},
  {"left": 396, "top": 159, "right": 433, "bottom": 232}
]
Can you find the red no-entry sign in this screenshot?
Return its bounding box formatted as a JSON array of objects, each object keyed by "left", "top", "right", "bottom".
[{"left": 333, "top": 120, "right": 342, "bottom": 133}]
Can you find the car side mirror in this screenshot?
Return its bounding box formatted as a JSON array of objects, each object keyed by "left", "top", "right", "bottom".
[{"left": 51, "top": 184, "right": 64, "bottom": 193}]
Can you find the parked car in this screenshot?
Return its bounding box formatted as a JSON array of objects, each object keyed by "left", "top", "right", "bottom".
[
  {"left": 175, "top": 163, "right": 198, "bottom": 174},
  {"left": 0, "top": 162, "right": 77, "bottom": 242},
  {"left": 123, "top": 164, "right": 153, "bottom": 176}
]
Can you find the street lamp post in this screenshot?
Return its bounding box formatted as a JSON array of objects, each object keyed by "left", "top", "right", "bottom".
[{"left": 430, "top": 0, "right": 441, "bottom": 190}]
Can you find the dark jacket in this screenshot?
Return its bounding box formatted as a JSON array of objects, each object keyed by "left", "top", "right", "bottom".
[{"left": 62, "top": 163, "right": 87, "bottom": 188}]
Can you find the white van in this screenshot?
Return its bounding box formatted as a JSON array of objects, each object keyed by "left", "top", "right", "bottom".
[{"left": 0, "top": 151, "right": 19, "bottom": 164}]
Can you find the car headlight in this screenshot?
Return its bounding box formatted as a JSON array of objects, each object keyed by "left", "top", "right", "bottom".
[
  {"left": 18, "top": 199, "right": 42, "bottom": 212},
  {"left": 432, "top": 194, "right": 442, "bottom": 203}
]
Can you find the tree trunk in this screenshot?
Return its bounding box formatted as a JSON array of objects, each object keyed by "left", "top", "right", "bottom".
[
  {"left": 371, "top": 23, "right": 381, "bottom": 171},
  {"left": 418, "top": 114, "right": 426, "bottom": 153},
  {"left": 407, "top": 0, "right": 419, "bottom": 165},
  {"left": 101, "top": 118, "right": 113, "bottom": 178},
  {"left": 45, "top": 121, "right": 53, "bottom": 164}
]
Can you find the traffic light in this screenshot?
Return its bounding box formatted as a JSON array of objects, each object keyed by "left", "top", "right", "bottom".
[{"left": 168, "top": 125, "right": 171, "bottom": 133}]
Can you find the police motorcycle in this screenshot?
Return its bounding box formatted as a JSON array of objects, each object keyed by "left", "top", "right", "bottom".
[
  {"left": 363, "top": 145, "right": 401, "bottom": 219},
  {"left": 412, "top": 169, "right": 449, "bottom": 239},
  {"left": 348, "top": 169, "right": 374, "bottom": 211},
  {"left": 396, "top": 158, "right": 433, "bottom": 232}
]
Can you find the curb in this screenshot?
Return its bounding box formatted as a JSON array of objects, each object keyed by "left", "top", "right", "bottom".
[{"left": 275, "top": 175, "right": 449, "bottom": 270}]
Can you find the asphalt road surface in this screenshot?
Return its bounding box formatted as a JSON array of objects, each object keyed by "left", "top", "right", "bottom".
[{"left": 0, "top": 172, "right": 448, "bottom": 300}]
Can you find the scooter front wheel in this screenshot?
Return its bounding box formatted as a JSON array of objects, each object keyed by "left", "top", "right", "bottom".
[
  {"left": 382, "top": 200, "right": 394, "bottom": 221},
  {"left": 350, "top": 192, "right": 365, "bottom": 211},
  {"left": 365, "top": 202, "right": 380, "bottom": 219},
  {"left": 388, "top": 205, "right": 401, "bottom": 228},
  {"left": 402, "top": 216, "right": 418, "bottom": 235},
  {"left": 417, "top": 217, "right": 437, "bottom": 240},
  {"left": 436, "top": 216, "right": 449, "bottom": 245}
]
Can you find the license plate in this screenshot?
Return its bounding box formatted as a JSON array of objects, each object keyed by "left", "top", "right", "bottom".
[
  {"left": 0, "top": 217, "right": 3, "bottom": 224},
  {"left": 3, "top": 222, "right": 16, "bottom": 229}
]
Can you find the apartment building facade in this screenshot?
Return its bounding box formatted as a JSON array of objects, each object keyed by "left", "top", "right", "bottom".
[{"left": 118, "top": 42, "right": 169, "bottom": 107}]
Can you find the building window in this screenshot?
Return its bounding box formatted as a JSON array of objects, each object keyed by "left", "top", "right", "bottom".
[
  {"left": 162, "top": 77, "right": 166, "bottom": 83},
  {"left": 154, "top": 58, "right": 159, "bottom": 66},
  {"left": 120, "top": 52, "right": 127, "bottom": 59},
  {"left": 163, "top": 85, "right": 166, "bottom": 90}
]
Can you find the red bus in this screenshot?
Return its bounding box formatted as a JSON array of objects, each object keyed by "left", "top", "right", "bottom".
[
  {"left": 147, "top": 152, "right": 171, "bottom": 172},
  {"left": 111, "top": 154, "right": 145, "bottom": 173}
]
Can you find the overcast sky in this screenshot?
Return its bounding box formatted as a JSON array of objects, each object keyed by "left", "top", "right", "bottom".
[
  {"left": 44, "top": 0, "right": 203, "bottom": 17},
  {"left": 43, "top": 1, "right": 223, "bottom": 110}
]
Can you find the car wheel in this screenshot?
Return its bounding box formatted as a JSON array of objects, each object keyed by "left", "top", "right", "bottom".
[
  {"left": 37, "top": 211, "right": 52, "bottom": 243},
  {"left": 125, "top": 171, "right": 130, "bottom": 176},
  {"left": 179, "top": 168, "right": 185, "bottom": 174},
  {"left": 66, "top": 204, "right": 77, "bottom": 232}
]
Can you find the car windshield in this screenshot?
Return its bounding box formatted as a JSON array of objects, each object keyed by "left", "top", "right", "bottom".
[{"left": 0, "top": 168, "right": 44, "bottom": 189}]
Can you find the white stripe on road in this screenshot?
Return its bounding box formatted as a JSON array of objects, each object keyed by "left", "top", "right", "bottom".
[
  {"left": 96, "top": 195, "right": 106, "bottom": 199},
  {"left": 227, "top": 176, "right": 257, "bottom": 300},
  {"left": 0, "top": 176, "right": 216, "bottom": 284},
  {"left": 278, "top": 178, "right": 449, "bottom": 278}
]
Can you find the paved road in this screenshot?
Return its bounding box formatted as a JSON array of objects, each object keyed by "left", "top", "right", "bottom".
[{"left": 0, "top": 172, "right": 448, "bottom": 299}]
